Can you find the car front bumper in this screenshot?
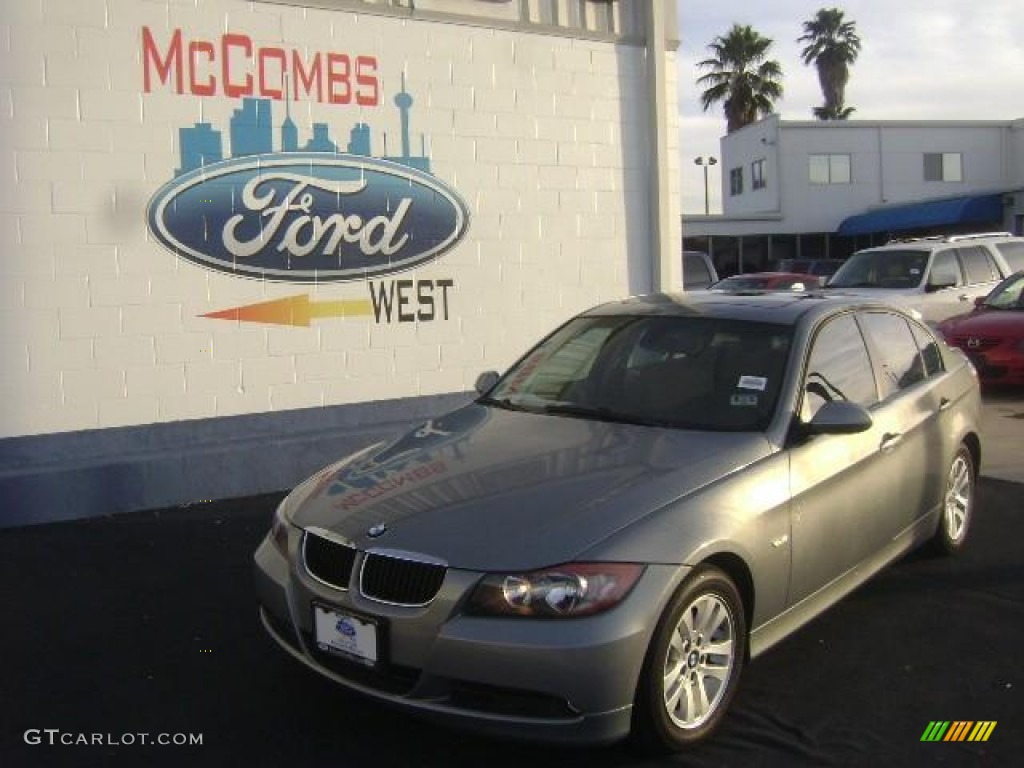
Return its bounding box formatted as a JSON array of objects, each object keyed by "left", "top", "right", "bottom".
[
  {"left": 253, "top": 531, "right": 683, "bottom": 745},
  {"left": 958, "top": 346, "right": 1024, "bottom": 386}
]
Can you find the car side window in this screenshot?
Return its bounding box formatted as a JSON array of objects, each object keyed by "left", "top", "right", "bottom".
[
  {"left": 994, "top": 242, "right": 1024, "bottom": 273},
  {"left": 859, "top": 312, "right": 926, "bottom": 398},
  {"left": 683, "top": 252, "right": 714, "bottom": 289},
  {"left": 957, "top": 246, "right": 1000, "bottom": 285},
  {"left": 928, "top": 250, "right": 962, "bottom": 288},
  {"left": 910, "top": 322, "right": 945, "bottom": 377},
  {"left": 801, "top": 314, "right": 878, "bottom": 422}
]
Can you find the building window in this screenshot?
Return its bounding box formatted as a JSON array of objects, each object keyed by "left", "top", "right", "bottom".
[
  {"left": 751, "top": 158, "right": 767, "bottom": 190},
  {"left": 809, "top": 154, "right": 851, "bottom": 185},
  {"left": 924, "top": 152, "right": 963, "bottom": 182},
  {"left": 730, "top": 167, "right": 744, "bottom": 196},
  {"left": 519, "top": 0, "right": 624, "bottom": 34}
]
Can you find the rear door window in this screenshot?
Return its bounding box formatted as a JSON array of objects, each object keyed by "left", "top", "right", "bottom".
[
  {"left": 957, "top": 246, "right": 1001, "bottom": 285},
  {"left": 995, "top": 242, "right": 1024, "bottom": 273},
  {"left": 859, "top": 312, "right": 926, "bottom": 398},
  {"left": 910, "top": 322, "right": 944, "bottom": 377}
]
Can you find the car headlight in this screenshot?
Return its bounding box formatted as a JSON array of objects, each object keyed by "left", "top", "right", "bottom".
[
  {"left": 270, "top": 499, "right": 292, "bottom": 557},
  {"left": 465, "top": 563, "right": 645, "bottom": 618}
]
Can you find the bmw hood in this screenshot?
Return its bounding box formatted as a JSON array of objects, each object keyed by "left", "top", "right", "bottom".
[{"left": 287, "top": 404, "right": 773, "bottom": 571}]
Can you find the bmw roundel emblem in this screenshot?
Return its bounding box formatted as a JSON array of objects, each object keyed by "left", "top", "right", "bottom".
[{"left": 367, "top": 523, "right": 388, "bottom": 539}]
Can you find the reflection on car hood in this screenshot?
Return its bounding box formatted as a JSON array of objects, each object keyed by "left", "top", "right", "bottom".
[{"left": 288, "top": 404, "right": 773, "bottom": 571}]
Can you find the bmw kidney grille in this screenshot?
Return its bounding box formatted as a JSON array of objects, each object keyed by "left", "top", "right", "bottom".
[
  {"left": 303, "top": 531, "right": 357, "bottom": 591},
  {"left": 360, "top": 553, "right": 446, "bottom": 606},
  {"left": 303, "top": 530, "right": 446, "bottom": 606}
]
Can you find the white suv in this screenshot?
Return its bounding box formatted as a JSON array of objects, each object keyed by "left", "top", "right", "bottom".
[{"left": 827, "top": 232, "right": 1024, "bottom": 323}]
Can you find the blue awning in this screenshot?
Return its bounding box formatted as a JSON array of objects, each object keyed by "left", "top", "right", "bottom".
[{"left": 837, "top": 194, "right": 1004, "bottom": 236}]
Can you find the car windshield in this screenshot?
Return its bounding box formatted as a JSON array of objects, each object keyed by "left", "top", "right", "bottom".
[
  {"left": 482, "top": 315, "right": 793, "bottom": 431},
  {"left": 828, "top": 250, "right": 928, "bottom": 289},
  {"left": 983, "top": 273, "right": 1024, "bottom": 310}
]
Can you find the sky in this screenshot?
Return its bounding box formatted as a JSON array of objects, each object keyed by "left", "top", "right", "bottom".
[{"left": 676, "top": 0, "right": 1024, "bottom": 214}]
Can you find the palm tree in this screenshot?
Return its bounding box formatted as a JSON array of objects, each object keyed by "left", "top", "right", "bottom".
[
  {"left": 798, "top": 8, "right": 862, "bottom": 121},
  {"left": 697, "top": 24, "right": 784, "bottom": 134}
]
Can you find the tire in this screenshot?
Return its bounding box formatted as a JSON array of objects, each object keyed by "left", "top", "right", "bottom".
[
  {"left": 931, "top": 445, "right": 975, "bottom": 556},
  {"left": 632, "top": 565, "right": 746, "bottom": 753}
]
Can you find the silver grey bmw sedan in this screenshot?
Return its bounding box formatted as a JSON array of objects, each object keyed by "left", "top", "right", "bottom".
[{"left": 253, "top": 292, "right": 981, "bottom": 752}]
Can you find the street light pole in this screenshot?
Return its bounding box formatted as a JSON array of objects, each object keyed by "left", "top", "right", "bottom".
[{"left": 694, "top": 156, "right": 718, "bottom": 215}]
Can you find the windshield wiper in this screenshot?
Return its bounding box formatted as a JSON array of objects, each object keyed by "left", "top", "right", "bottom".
[
  {"left": 477, "top": 395, "right": 533, "bottom": 413},
  {"left": 543, "top": 403, "right": 672, "bottom": 428}
]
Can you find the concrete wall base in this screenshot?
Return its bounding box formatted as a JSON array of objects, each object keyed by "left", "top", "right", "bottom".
[{"left": 0, "top": 392, "right": 472, "bottom": 528}]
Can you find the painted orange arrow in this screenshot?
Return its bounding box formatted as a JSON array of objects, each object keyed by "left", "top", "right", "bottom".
[{"left": 201, "top": 294, "right": 373, "bottom": 327}]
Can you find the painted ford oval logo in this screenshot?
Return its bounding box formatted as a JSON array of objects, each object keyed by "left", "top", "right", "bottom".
[
  {"left": 146, "top": 153, "right": 470, "bottom": 283},
  {"left": 335, "top": 618, "right": 357, "bottom": 637}
]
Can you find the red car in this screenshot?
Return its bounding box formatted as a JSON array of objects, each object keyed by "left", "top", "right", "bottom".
[
  {"left": 709, "top": 272, "right": 821, "bottom": 292},
  {"left": 937, "top": 271, "right": 1024, "bottom": 386}
]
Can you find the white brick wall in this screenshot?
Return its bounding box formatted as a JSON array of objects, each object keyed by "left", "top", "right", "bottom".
[{"left": 0, "top": 1, "right": 678, "bottom": 439}]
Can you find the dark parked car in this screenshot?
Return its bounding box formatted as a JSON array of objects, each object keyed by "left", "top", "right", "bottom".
[{"left": 255, "top": 292, "right": 981, "bottom": 752}]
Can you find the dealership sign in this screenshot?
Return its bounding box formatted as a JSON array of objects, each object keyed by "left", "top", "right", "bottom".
[
  {"left": 142, "top": 26, "right": 469, "bottom": 284},
  {"left": 147, "top": 154, "right": 469, "bottom": 282}
]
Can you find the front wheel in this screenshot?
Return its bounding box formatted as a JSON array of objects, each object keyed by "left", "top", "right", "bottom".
[
  {"left": 632, "top": 565, "right": 746, "bottom": 753},
  {"left": 932, "top": 445, "right": 975, "bottom": 556}
]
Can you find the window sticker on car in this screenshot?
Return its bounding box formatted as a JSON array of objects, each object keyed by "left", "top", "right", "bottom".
[
  {"left": 730, "top": 394, "right": 759, "bottom": 407},
  {"left": 738, "top": 375, "right": 767, "bottom": 391}
]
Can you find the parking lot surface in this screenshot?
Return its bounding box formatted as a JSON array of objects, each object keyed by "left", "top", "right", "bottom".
[
  {"left": 980, "top": 390, "right": 1024, "bottom": 483},
  {"left": 2, "top": 472, "right": 1021, "bottom": 767}
]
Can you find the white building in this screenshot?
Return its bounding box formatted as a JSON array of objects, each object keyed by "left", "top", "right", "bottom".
[
  {"left": 0, "top": 0, "right": 682, "bottom": 524},
  {"left": 684, "top": 114, "right": 1024, "bottom": 275}
]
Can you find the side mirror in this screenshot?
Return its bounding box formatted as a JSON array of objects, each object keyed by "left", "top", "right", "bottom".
[
  {"left": 973, "top": 296, "right": 987, "bottom": 309},
  {"left": 805, "top": 401, "right": 873, "bottom": 435},
  {"left": 474, "top": 371, "right": 500, "bottom": 395}
]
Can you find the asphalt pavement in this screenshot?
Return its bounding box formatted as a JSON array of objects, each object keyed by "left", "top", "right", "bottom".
[
  {"left": 979, "top": 390, "right": 1024, "bottom": 483},
  {"left": 0, "top": 393, "right": 1021, "bottom": 768},
  {"left": 1, "top": 491, "right": 1021, "bottom": 766}
]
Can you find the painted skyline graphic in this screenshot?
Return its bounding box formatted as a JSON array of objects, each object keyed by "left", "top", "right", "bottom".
[{"left": 176, "top": 76, "right": 431, "bottom": 175}]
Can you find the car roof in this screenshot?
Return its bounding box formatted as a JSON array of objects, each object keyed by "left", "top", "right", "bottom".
[
  {"left": 860, "top": 232, "right": 1024, "bottom": 253},
  {"left": 584, "top": 292, "right": 909, "bottom": 326}
]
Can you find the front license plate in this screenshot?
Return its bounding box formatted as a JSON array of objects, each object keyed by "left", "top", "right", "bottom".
[{"left": 313, "top": 604, "right": 379, "bottom": 666}]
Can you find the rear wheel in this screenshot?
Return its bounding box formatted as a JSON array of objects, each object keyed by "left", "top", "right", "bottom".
[
  {"left": 632, "top": 565, "right": 745, "bottom": 752},
  {"left": 932, "top": 445, "right": 974, "bottom": 555}
]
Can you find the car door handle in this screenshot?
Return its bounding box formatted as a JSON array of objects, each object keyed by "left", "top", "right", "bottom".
[
  {"left": 958, "top": 294, "right": 971, "bottom": 302},
  {"left": 938, "top": 397, "right": 952, "bottom": 412},
  {"left": 880, "top": 432, "right": 902, "bottom": 452}
]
